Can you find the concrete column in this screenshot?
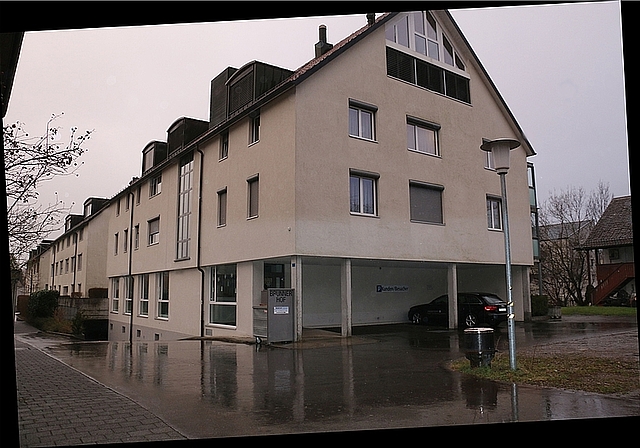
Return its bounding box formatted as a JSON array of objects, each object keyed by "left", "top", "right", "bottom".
[
  {"left": 291, "top": 256, "right": 303, "bottom": 341},
  {"left": 447, "top": 263, "right": 458, "bottom": 329},
  {"left": 341, "top": 258, "right": 352, "bottom": 337}
]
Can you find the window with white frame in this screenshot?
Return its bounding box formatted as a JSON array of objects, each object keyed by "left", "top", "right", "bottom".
[
  {"left": 350, "top": 171, "right": 378, "bottom": 216},
  {"left": 249, "top": 112, "right": 260, "bottom": 144},
  {"left": 177, "top": 153, "right": 194, "bottom": 260},
  {"left": 77, "top": 253, "right": 82, "bottom": 271},
  {"left": 124, "top": 276, "right": 134, "bottom": 314},
  {"left": 150, "top": 174, "right": 162, "bottom": 197},
  {"left": 407, "top": 117, "right": 440, "bottom": 156},
  {"left": 219, "top": 131, "right": 229, "bottom": 160},
  {"left": 156, "top": 271, "right": 169, "bottom": 319},
  {"left": 209, "top": 264, "right": 237, "bottom": 326},
  {"left": 409, "top": 181, "right": 444, "bottom": 224},
  {"left": 387, "top": 11, "right": 466, "bottom": 71},
  {"left": 487, "top": 196, "right": 502, "bottom": 231},
  {"left": 349, "top": 100, "right": 377, "bottom": 141},
  {"left": 114, "top": 233, "right": 119, "bottom": 255},
  {"left": 111, "top": 277, "right": 120, "bottom": 312},
  {"left": 217, "top": 188, "right": 227, "bottom": 227},
  {"left": 134, "top": 225, "right": 139, "bottom": 250},
  {"left": 247, "top": 176, "right": 259, "bottom": 219},
  {"left": 148, "top": 217, "right": 160, "bottom": 245},
  {"left": 139, "top": 273, "right": 149, "bottom": 316},
  {"left": 123, "top": 229, "right": 128, "bottom": 253}
]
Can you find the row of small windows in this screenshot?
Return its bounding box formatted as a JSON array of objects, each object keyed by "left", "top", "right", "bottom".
[
  {"left": 110, "top": 265, "right": 237, "bottom": 327},
  {"left": 386, "top": 47, "right": 470, "bottom": 103},
  {"left": 52, "top": 253, "right": 83, "bottom": 276},
  {"left": 350, "top": 170, "right": 503, "bottom": 230},
  {"left": 348, "top": 100, "right": 441, "bottom": 157}
]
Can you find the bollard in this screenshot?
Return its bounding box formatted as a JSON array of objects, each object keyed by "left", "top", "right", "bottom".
[{"left": 464, "top": 327, "right": 495, "bottom": 368}]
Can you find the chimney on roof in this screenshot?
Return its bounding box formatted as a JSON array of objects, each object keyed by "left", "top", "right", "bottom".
[
  {"left": 315, "top": 24, "right": 333, "bottom": 58},
  {"left": 367, "top": 13, "right": 376, "bottom": 25}
]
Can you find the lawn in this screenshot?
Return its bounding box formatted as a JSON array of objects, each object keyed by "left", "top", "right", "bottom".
[{"left": 560, "top": 306, "right": 638, "bottom": 317}]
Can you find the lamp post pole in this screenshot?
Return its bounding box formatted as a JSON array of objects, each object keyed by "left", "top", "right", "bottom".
[
  {"left": 481, "top": 138, "right": 520, "bottom": 371},
  {"left": 499, "top": 170, "right": 517, "bottom": 370}
]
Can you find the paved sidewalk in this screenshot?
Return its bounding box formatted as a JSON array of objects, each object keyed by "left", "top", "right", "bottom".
[{"left": 14, "top": 326, "right": 187, "bottom": 447}]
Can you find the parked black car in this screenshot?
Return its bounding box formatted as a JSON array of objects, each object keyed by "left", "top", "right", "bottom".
[{"left": 408, "top": 292, "right": 508, "bottom": 328}]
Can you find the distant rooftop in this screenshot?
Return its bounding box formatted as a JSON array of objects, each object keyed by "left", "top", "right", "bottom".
[{"left": 581, "top": 196, "right": 633, "bottom": 249}]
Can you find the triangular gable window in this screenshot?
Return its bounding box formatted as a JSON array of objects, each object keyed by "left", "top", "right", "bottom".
[{"left": 386, "top": 11, "right": 466, "bottom": 73}]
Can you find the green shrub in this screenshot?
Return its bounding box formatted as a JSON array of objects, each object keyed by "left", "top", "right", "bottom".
[
  {"left": 531, "top": 295, "right": 549, "bottom": 316},
  {"left": 71, "top": 310, "right": 85, "bottom": 337},
  {"left": 28, "top": 289, "right": 60, "bottom": 319}
]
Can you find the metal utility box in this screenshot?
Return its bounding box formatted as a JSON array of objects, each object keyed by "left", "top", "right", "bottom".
[{"left": 267, "top": 288, "right": 295, "bottom": 343}]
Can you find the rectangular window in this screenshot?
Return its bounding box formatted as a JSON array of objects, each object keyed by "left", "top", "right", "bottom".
[
  {"left": 217, "top": 188, "right": 227, "bottom": 227},
  {"left": 350, "top": 171, "right": 378, "bottom": 216},
  {"left": 134, "top": 225, "right": 140, "bottom": 250},
  {"left": 349, "top": 100, "right": 376, "bottom": 141},
  {"left": 219, "top": 131, "right": 229, "bottom": 160},
  {"left": 247, "top": 176, "right": 259, "bottom": 219},
  {"left": 111, "top": 277, "right": 120, "bottom": 313},
  {"left": 124, "top": 276, "right": 134, "bottom": 315},
  {"left": 136, "top": 185, "right": 141, "bottom": 205},
  {"left": 123, "top": 229, "right": 128, "bottom": 253},
  {"left": 139, "top": 273, "right": 149, "bottom": 316},
  {"left": 177, "top": 153, "right": 194, "bottom": 260},
  {"left": 157, "top": 271, "right": 169, "bottom": 319},
  {"left": 148, "top": 217, "right": 160, "bottom": 245},
  {"left": 150, "top": 174, "right": 162, "bottom": 197},
  {"left": 409, "top": 181, "right": 444, "bottom": 224},
  {"left": 249, "top": 112, "right": 260, "bottom": 144},
  {"left": 487, "top": 196, "right": 502, "bottom": 231},
  {"left": 407, "top": 117, "right": 440, "bottom": 156},
  {"left": 209, "top": 264, "right": 237, "bottom": 326},
  {"left": 77, "top": 253, "right": 82, "bottom": 271}
]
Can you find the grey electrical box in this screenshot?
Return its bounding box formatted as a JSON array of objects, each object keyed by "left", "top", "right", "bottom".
[{"left": 267, "top": 288, "right": 295, "bottom": 343}]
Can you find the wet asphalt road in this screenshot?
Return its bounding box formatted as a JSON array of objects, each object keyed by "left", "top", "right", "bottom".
[{"left": 13, "top": 316, "right": 640, "bottom": 444}]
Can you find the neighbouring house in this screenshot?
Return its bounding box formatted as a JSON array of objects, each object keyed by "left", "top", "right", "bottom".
[
  {"left": 25, "top": 197, "right": 110, "bottom": 297},
  {"left": 27, "top": 11, "right": 539, "bottom": 342},
  {"left": 580, "top": 195, "right": 635, "bottom": 306}
]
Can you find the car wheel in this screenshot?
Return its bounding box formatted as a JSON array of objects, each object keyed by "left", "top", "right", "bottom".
[
  {"left": 464, "top": 314, "right": 477, "bottom": 328},
  {"left": 411, "top": 312, "right": 423, "bottom": 325}
]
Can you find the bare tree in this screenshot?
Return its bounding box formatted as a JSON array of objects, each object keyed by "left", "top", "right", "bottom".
[
  {"left": 3, "top": 113, "right": 92, "bottom": 268},
  {"left": 539, "top": 182, "right": 612, "bottom": 306}
]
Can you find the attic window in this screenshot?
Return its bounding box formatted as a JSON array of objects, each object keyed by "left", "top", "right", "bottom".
[{"left": 386, "top": 11, "right": 466, "bottom": 73}]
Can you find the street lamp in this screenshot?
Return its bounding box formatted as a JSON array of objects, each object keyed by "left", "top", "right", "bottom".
[{"left": 481, "top": 138, "right": 521, "bottom": 371}]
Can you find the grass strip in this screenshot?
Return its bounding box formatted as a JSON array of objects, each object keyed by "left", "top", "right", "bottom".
[{"left": 450, "top": 353, "right": 640, "bottom": 395}]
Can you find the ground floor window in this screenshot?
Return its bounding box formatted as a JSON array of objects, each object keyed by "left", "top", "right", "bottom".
[
  {"left": 111, "top": 277, "right": 120, "bottom": 312},
  {"left": 124, "top": 276, "right": 134, "bottom": 314},
  {"left": 157, "top": 271, "right": 169, "bottom": 319},
  {"left": 209, "top": 264, "right": 237, "bottom": 326},
  {"left": 138, "top": 273, "right": 149, "bottom": 316}
]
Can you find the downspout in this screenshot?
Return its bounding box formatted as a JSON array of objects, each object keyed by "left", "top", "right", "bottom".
[
  {"left": 196, "top": 145, "right": 205, "bottom": 337},
  {"left": 128, "top": 188, "right": 135, "bottom": 345}
]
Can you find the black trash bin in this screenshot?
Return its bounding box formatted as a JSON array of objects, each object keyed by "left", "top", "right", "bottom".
[{"left": 464, "top": 327, "right": 495, "bottom": 368}]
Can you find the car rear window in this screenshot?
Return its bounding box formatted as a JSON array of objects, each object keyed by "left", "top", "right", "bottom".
[{"left": 481, "top": 295, "right": 505, "bottom": 304}]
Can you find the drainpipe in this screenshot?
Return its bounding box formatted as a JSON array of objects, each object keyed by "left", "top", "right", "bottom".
[
  {"left": 196, "top": 145, "right": 206, "bottom": 338},
  {"left": 127, "top": 187, "right": 135, "bottom": 345}
]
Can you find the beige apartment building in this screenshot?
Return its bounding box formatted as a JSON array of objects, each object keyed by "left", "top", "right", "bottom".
[
  {"left": 25, "top": 197, "right": 110, "bottom": 296},
  {"left": 105, "top": 11, "right": 537, "bottom": 342},
  {"left": 76, "top": 11, "right": 537, "bottom": 342}
]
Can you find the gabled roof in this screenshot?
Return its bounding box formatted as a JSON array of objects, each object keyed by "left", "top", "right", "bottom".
[
  {"left": 581, "top": 196, "right": 634, "bottom": 249},
  {"left": 540, "top": 221, "right": 592, "bottom": 242}
]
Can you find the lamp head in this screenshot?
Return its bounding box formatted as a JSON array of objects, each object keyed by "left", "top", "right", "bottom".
[{"left": 480, "top": 138, "right": 521, "bottom": 174}]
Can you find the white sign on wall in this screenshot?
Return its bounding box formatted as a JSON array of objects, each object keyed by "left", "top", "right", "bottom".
[{"left": 376, "top": 285, "right": 409, "bottom": 293}]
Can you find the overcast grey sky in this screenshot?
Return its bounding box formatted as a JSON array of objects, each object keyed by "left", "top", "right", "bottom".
[{"left": 5, "top": 2, "right": 629, "bottom": 240}]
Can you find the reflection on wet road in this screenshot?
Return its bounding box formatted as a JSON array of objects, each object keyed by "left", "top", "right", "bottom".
[{"left": 37, "top": 320, "right": 638, "bottom": 438}]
